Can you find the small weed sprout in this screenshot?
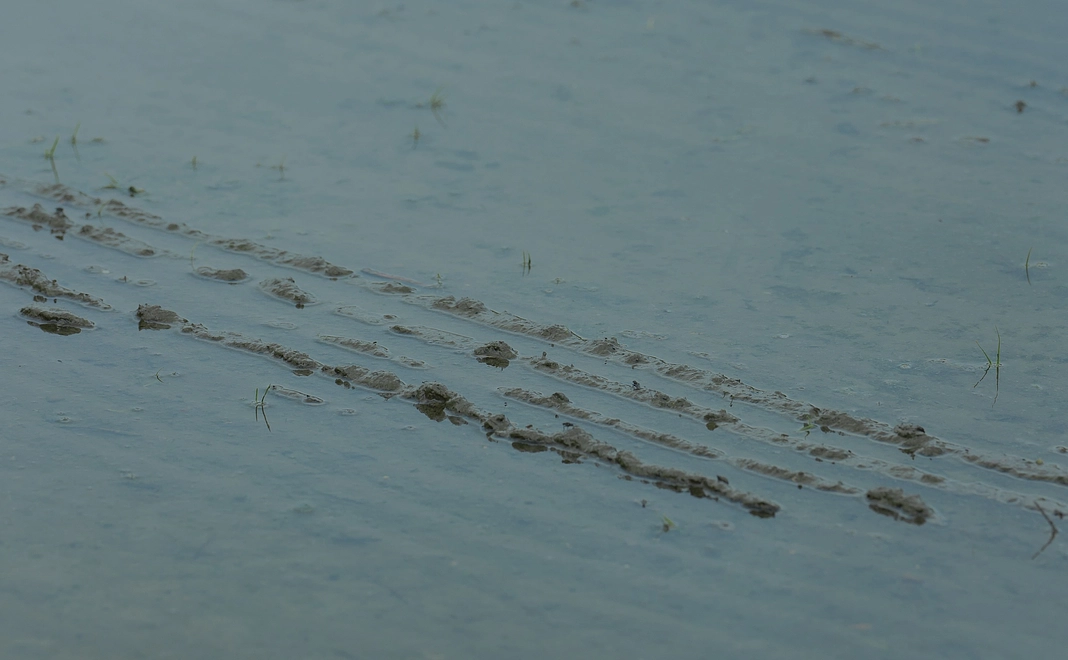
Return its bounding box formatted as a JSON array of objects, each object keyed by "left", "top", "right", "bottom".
[
  {"left": 661, "top": 515, "right": 676, "bottom": 533},
  {"left": 411, "top": 125, "right": 421, "bottom": 148},
  {"left": 254, "top": 384, "right": 273, "bottom": 431},
  {"left": 269, "top": 155, "right": 287, "bottom": 179},
  {"left": 429, "top": 87, "right": 446, "bottom": 127},
  {"left": 44, "top": 136, "right": 60, "bottom": 182},
  {"left": 974, "top": 327, "right": 1002, "bottom": 406},
  {"left": 102, "top": 172, "right": 120, "bottom": 189},
  {"left": 1025, "top": 247, "right": 1033, "bottom": 285},
  {"left": 522, "top": 251, "right": 532, "bottom": 275},
  {"left": 70, "top": 122, "right": 81, "bottom": 146},
  {"left": 191, "top": 155, "right": 198, "bottom": 170},
  {"left": 44, "top": 136, "right": 59, "bottom": 160}
]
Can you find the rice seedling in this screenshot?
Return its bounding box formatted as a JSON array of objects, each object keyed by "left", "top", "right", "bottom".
[
  {"left": 191, "top": 155, "right": 198, "bottom": 170},
  {"left": 522, "top": 251, "right": 532, "bottom": 275},
  {"left": 1025, "top": 247, "right": 1032, "bottom": 285},
  {"left": 411, "top": 125, "right": 421, "bottom": 148},
  {"left": 254, "top": 384, "right": 273, "bottom": 431},
  {"left": 70, "top": 122, "right": 81, "bottom": 146},
  {"left": 974, "top": 327, "right": 1001, "bottom": 406}
]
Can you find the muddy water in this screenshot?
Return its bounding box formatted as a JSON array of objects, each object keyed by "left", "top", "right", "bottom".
[{"left": 2, "top": 0, "right": 1068, "bottom": 658}]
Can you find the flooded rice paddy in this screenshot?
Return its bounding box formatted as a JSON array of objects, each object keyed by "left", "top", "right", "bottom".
[{"left": 2, "top": 0, "right": 1068, "bottom": 658}]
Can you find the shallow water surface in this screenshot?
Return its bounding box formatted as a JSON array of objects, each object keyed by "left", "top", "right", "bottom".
[{"left": 2, "top": 0, "right": 1067, "bottom": 658}]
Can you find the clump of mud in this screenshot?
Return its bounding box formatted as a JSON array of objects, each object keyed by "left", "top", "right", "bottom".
[
  {"left": 330, "top": 365, "right": 404, "bottom": 392},
  {"left": 260, "top": 277, "right": 316, "bottom": 307},
  {"left": 475, "top": 341, "right": 517, "bottom": 359},
  {"left": 406, "top": 382, "right": 479, "bottom": 420},
  {"left": 3, "top": 204, "right": 73, "bottom": 239},
  {"left": 319, "top": 335, "right": 391, "bottom": 358},
  {"left": 270, "top": 386, "right": 326, "bottom": 405},
  {"left": 866, "top": 487, "right": 932, "bottom": 524},
  {"left": 195, "top": 266, "right": 249, "bottom": 283},
  {"left": 369, "top": 281, "right": 415, "bottom": 295},
  {"left": 587, "top": 337, "right": 623, "bottom": 356},
  {"left": 78, "top": 225, "right": 157, "bottom": 256},
  {"left": 20, "top": 306, "right": 94, "bottom": 335},
  {"left": 136, "top": 304, "right": 187, "bottom": 331},
  {"left": 0, "top": 255, "right": 110, "bottom": 308},
  {"left": 474, "top": 340, "right": 517, "bottom": 368}
]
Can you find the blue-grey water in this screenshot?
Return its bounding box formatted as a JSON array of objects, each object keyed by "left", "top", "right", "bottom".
[{"left": 2, "top": 0, "right": 1067, "bottom": 658}]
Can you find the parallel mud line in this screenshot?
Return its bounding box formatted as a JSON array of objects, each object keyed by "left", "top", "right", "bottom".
[
  {"left": 317, "top": 333, "right": 430, "bottom": 369},
  {"left": 524, "top": 354, "right": 864, "bottom": 463},
  {"left": 362, "top": 321, "right": 977, "bottom": 512},
  {"left": 23, "top": 182, "right": 353, "bottom": 278},
  {"left": 520, "top": 353, "right": 1068, "bottom": 511},
  {"left": 392, "top": 292, "right": 1068, "bottom": 491},
  {"left": 502, "top": 387, "right": 724, "bottom": 460},
  {"left": 434, "top": 385, "right": 780, "bottom": 519},
  {"left": 503, "top": 387, "right": 861, "bottom": 495},
  {"left": 3, "top": 203, "right": 167, "bottom": 258},
  {"left": 158, "top": 310, "right": 782, "bottom": 516}
]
